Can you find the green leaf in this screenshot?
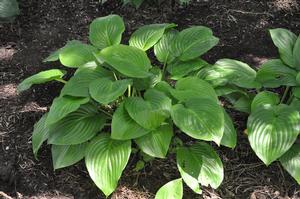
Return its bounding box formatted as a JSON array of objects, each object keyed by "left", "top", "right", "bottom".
[
  {"left": 171, "top": 97, "right": 224, "bottom": 145},
  {"left": 191, "top": 142, "right": 224, "bottom": 189},
  {"left": 220, "top": 111, "right": 237, "bottom": 149},
  {"left": 85, "top": 134, "right": 131, "bottom": 197},
  {"left": 46, "top": 96, "right": 90, "bottom": 126},
  {"left": 170, "top": 77, "right": 219, "bottom": 103},
  {"left": 167, "top": 59, "right": 208, "bottom": 80},
  {"left": 251, "top": 91, "right": 279, "bottom": 112},
  {"left": 43, "top": 40, "right": 82, "bottom": 62},
  {"left": 111, "top": 103, "right": 151, "bottom": 140},
  {"left": 247, "top": 105, "right": 300, "bottom": 165},
  {"left": 231, "top": 95, "right": 252, "bottom": 114},
  {"left": 0, "top": 0, "right": 19, "bottom": 19},
  {"left": 89, "top": 78, "right": 132, "bottom": 105},
  {"left": 48, "top": 104, "right": 107, "bottom": 145},
  {"left": 131, "top": 0, "right": 144, "bottom": 8},
  {"left": 176, "top": 147, "right": 202, "bottom": 194},
  {"left": 17, "top": 69, "right": 66, "bottom": 92},
  {"left": 51, "top": 143, "right": 87, "bottom": 170},
  {"left": 129, "top": 23, "right": 176, "bottom": 51},
  {"left": 135, "top": 124, "right": 173, "bottom": 158},
  {"left": 215, "top": 85, "right": 248, "bottom": 97},
  {"left": 61, "top": 66, "right": 112, "bottom": 97},
  {"left": 59, "top": 42, "right": 97, "bottom": 68},
  {"left": 155, "top": 179, "right": 183, "bottom": 199},
  {"left": 270, "top": 28, "right": 297, "bottom": 68},
  {"left": 125, "top": 89, "right": 172, "bottom": 130},
  {"left": 99, "top": 44, "right": 152, "bottom": 78},
  {"left": 293, "top": 87, "right": 300, "bottom": 98},
  {"left": 133, "top": 68, "right": 162, "bottom": 91},
  {"left": 32, "top": 114, "right": 49, "bottom": 159},
  {"left": 203, "top": 59, "right": 259, "bottom": 88},
  {"left": 293, "top": 35, "right": 300, "bottom": 68},
  {"left": 170, "top": 26, "right": 219, "bottom": 61},
  {"left": 279, "top": 144, "right": 300, "bottom": 184},
  {"left": 154, "top": 30, "right": 178, "bottom": 63},
  {"left": 256, "top": 59, "right": 297, "bottom": 88},
  {"left": 89, "top": 15, "right": 125, "bottom": 49}
]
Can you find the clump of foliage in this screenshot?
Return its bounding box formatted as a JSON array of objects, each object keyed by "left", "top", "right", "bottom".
[
  {"left": 100, "top": 0, "right": 190, "bottom": 9},
  {"left": 0, "top": 0, "right": 19, "bottom": 23},
  {"left": 18, "top": 15, "right": 237, "bottom": 198},
  {"left": 199, "top": 28, "right": 300, "bottom": 185}
]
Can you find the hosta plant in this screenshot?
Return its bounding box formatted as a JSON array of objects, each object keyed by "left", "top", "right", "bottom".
[
  {"left": 18, "top": 14, "right": 237, "bottom": 198},
  {"left": 198, "top": 28, "right": 300, "bottom": 185}
]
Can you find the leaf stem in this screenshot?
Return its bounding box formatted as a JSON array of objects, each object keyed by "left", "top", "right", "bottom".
[
  {"left": 162, "top": 54, "right": 169, "bottom": 80},
  {"left": 280, "top": 86, "right": 290, "bottom": 104},
  {"left": 99, "top": 109, "right": 112, "bottom": 118},
  {"left": 128, "top": 85, "right": 131, "bottom": 97},
  {"left": 55, "top": 79, "right": 67, "bottom": 84}
]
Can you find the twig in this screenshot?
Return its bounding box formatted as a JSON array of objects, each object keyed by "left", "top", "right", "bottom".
[{"left": 0, "top": 191, "right": 13, "bottom": 199}]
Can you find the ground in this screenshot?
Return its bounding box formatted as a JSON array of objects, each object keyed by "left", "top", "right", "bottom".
[{"left": 0, "top": 0, "right": 300, "bottom": 198}]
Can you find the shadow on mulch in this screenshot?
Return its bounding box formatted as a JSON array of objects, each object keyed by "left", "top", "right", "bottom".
[{"left": 0, "top": 0, "right": 300, "bottom": 198}]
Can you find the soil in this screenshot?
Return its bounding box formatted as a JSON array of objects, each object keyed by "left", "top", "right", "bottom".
[{"left": 0, "top": 0, "right": 300, "bottom": 198}]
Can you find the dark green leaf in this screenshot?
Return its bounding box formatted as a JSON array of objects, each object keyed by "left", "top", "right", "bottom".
[
  {"left": 111, "top": 103, "right": 150, "bottom": 140},
  {"left": 135, "top": 124, "right": 173, "bottom": 158},
  {"left": 48, "top": 104, "right": 107, "bottom": 145},
  {"left": 220, "top": 111, "right": 237, "bottom": 149},
  {"left": 89, "top": 15, "right": 125, "bottom": 49},
  {"left": 89, "top": 78, "right": 132, "bottom": 105},
  {"left": 154, "top": 30, "right": 178, "bottom": 63},
  {"left": 170, "top": 26, "right": 219, "bottom": 61},
  {"left": 32, "top": 114, "right": 49, "bottom": 159},
  {"left": 17, "top": 69, "right": 66, "bottom": 92},
  {"left": 129, "top": 23, "right": 176, "bottom": 51},
  {"left": 52, "top": 143, "right": 87, "bottom": 170},
  {"left": 99, "top": 44, "right": 152, "bottom": 78},
  {"left": 85, "top": 134, "right": 131, "bottom": 197},
  {"left": 247, "top": 105, "right": 300, "bottom": 165}
]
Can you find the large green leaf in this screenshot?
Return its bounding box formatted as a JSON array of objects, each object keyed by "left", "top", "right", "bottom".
[
  {"left": 43, "top": 40, "right": 82, "bottom": 62},
  {"left": 85, "top": 134, "right": 131, "bottom": 197},
  {"left": 133, "top": 68, "right": 162, "bottom": 91},
  {"left": 129, "top": 23, "right": 176, "bottom": 51},
  {"left": 99, "top": 44, "right": 152, "bottom": 78},
  {"left": 125, "top": 89, "right": 172, "bottom": 130},
  {"left": 171, "top": 97, "right": 224, "bottom": 145},
  {"left": 256, "top": 59, "right": 297, "bottom": 88},
  {"left": 89, "top": 78, "right": 132, "bottom": 105},
  {"left": 0, "top": 0, "right": 19, "bottom": 20},
  {"left": 111, "top": 103, "right": 150, "bottom": 140},
  {"left": 231, "top": 95, "right": 252, "bottom": 114},
  {"left": 170, "top": 77, "right": 219, "bottom": 103},
  {"left": 155, "top": 179, "right": 183, "bottom": 199},
  {"left": 135, "top": 124, "right": 173, "bottom": 158},
  {"left": 167, "top": 59, "right": 208, "bottom": 80},
  {"left": 251, "top": 91, "right": 279, "bottom": 112},
  {"left": 59, "top": 42, "right": 97, "bottom": 68},
  {"left": 61, "top": 66, "right": 112, "bottom": 97},
  {"left": 51, "top": 143, "right": 87, "bottom": 170},
  {"left": 270, "top": 28, "right": 297, "bottom": 68},
  {"left": 17, "top": 69, "right": 66, "bottom": 92},
  {"left": 154, "top": 30, "right": 178, "bottom": 63},
  {"left": 48, "top": 104, "right": 106, "bottom": 145},
  {"left": 170, "top": 26, "right": 219, "bottom": 61},
  {"left": 32, "top": 114, "right": 49, "bottom": 159},
  {"left": 247, "top": 105, "right": 300, "bottom": 165},
  {"left": 279, "top": 144, "right": 300, "bottom": 184},
  {"left": 203, "top": 59, "right": 259, "bottom": 88},
  {"left": 89, "top": 15, "right": 125, "bottom": 49},
  {"left": 46, "top": 96, "right": 90, "bottom": 126},
  {"left": 191, "top": 142, "right": 224, "bottom": 189},
  {"left": 220, "top": 111, "right": 237, "bottom": 149},
  {"left": 176, "top": 147, "right": 202, "bottom": 194},
  {"left": 293, "top": 35, "right": 300, "bottom": 68}
]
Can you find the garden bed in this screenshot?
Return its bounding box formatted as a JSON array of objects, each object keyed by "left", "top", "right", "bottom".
[{"left": 0, "top": 0, "right": 300, "bottom": 198}]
